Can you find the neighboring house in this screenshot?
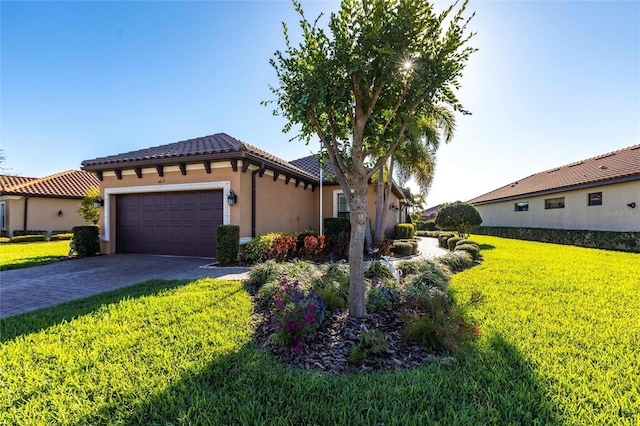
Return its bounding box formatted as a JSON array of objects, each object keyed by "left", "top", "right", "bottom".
[
  {"left": 81, "top": 133, "right": 406, "bottom": 258},
  {"left": 421, "top": 204, "right": 442, "bottom": 220},
  {"left": 0, "top": 170, "right": 101, "bottom": 237},
  {"left": 468, "top": 144, "right": 640, "bottom": 232}
]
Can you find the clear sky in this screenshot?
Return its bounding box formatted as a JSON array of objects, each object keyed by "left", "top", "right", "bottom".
[{"left": 2, "top": 0, "right": 638, "bottom": 208}]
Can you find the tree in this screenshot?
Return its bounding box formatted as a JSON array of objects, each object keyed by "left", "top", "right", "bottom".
[
  {"left": 0, "top": 149, "right": 11, "bottom": 174},
  {"left": 77, "top": 186, "right": 100, "bottom": 225},
  {"left": 434, "top": 201, "right": 482, "bottom": 238},
  {"left": 268, "top": 0, "right": 475, "bottom": 317}
]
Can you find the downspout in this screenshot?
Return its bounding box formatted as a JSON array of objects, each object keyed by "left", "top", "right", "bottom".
[
  {"left": 251, "top": 169, "right": 259, "bottom": 238},
  {"left": 23, "top": 197, "right": 29, "bottom": 231},
  {"left": 319, "top": 159, "right": 323, "bottom": 235}
]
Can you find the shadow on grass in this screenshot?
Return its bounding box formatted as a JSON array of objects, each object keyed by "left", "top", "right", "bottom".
[
  {"left": 0, "top": 255, "right": 64, "bottom": 271},
  {"left": 479, "top": 243, "right": 496, "bottom": 251},
  {"left": 0, "top": 279, "right": 193, "bottom": 343},
  {"left": 84, "top": 332, "right": 561, "bottom": 424}
]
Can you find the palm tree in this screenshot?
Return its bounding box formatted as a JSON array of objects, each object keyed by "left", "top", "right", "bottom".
[{"left": 373, "top": 105, "right": 456, "bottom": 241}]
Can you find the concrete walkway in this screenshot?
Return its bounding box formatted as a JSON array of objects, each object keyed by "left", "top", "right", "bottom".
[{"left": 0, "top": 254, "right": 250, "bottom": 318}]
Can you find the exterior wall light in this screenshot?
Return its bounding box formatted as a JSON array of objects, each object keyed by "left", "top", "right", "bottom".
[
  {"left": 58, "top": 210, "right": 63, "bottom": 217},
  {"left": 228, "top": 190, "right": 238, "bottom": 206},
  {"left": 389, "top": 203, "right": 399, "bottom": 212},
  {"left": 93, "top": 196, "right": 104, "bottom": 209},
  {"left": 628, "top": 202, "right": 637, "bottom": 209}
]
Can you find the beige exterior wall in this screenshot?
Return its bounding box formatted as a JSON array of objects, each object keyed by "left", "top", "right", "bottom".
[
  {"left": 0, "top": 196, "right": 85, "bottom": 236},
  {"left": 475, "top": 180, "right": 640, "bottom": 232}
]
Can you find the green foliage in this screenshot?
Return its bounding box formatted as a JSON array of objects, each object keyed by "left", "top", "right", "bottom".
[
  {"left": 456, "top": 239, "right": 479, "bottom": 248},
  {"left": 216, "top": 225, "right": 239, "bottom": 266},
  {"left": 364, "top": 261, "right": 394, "bottom": 280},
  {"left": 49, "top": 233, "right": 73, "bottom": 241},
  {"left": 77, "top": 186, "right": 100, "bottom": 225},
  {"left": 366, "top": 281, "right": 398, "bottom": 313},
  {"left": 0, "top": 237, "right": 10, "bottom": 244},
  {"left": 437, "top": 251, "right": 474, "bottom": 272},
  {"left": 278, "top": 260, "right": 320, "bottom": 288},
  {"left": 0, "top": 240, "right": 69, "bottom": 271},
  {"left": 455, "top": 243, "right": 480, "bottom": 259},
  {"left": 348, "top": 330, "right": 390, "bottom": 365},
  {"left": 72, "top": 226, "right": 100, "bottom": 257},
  {"left": 395, "top": 223, "right": 415, "bottom": 239},
  {"left": 447, "top": 236, "right": 463, "bottom": 251},
  {"left": 474, "top": 226, "right": 640, "bottom": 252},
  {"left": 12, "top": 230, "right": 47, "bottom": 237},
  {"left": 393, "top": 242, "right": 413, "bottom": 256},
  {"left": 249, "top": 260, "right": 282, "bottom": 288},
  {"left": 323, "top": 218, "right": 351, "bottom": 259},
  {"left": 435, "top": 201, "right": 482, "bottom": 238},
  {"left": 415, "top": 220, "right": 437, "bottom": 231},
  {"left": 370, "top": 239, "right": 393, "bottom": 258},
  {"left": 244, "top": 233, "right": 280, "bottom": 263},
  {"left": 314, "top": 285, "right": 347, "bottom": 311},
  {"left": 438, "top": 232, "right": 455, "bottom": 248},
  {"left": 10, "top": 235, "right": 47, "bottom": 243}
]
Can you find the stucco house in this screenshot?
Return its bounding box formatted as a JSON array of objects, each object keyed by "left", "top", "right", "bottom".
[
  {"left": 0, "top": 170, "right": 101, "bottom": 237},
  {"left": 81, "top": 133, "right": 406, "bottom": 258},
  {"left": 468, "top": 144, "right": 640, "bottom": 232}
]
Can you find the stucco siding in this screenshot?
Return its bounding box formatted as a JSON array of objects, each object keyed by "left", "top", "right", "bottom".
[
  {"left": 475, "top": 180, "right": 640, "bottom": 232},
  {"left": 1, "top": 197, "right": 85, "bottom": 236}
]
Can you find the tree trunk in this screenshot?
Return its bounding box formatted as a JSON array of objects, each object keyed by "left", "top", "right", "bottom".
[{"left": 348, "top": 176, "right": 369, "bottom": 318}]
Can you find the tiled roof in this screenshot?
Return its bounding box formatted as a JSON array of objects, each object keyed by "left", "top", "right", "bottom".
[
  {"left": 0, "top": 170, "right": 100, "bottom": 199},
  {"left": 290, "top": 154, "right": 336, "bottom": 182},
  {"left": 469, "top": 144, "right": 640, "bottom": 204},
  {"left": 82, "top": 133, "right": 316, "bottom": 181},
  {"left": 0, "top": 175, "right": 37, "bottom": 191}
]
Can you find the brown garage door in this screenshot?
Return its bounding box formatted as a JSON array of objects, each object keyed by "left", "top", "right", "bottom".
[{"left": 116, "top": 190, "right": 223, "bottom": 257}]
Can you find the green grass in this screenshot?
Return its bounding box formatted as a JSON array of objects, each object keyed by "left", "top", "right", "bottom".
[
  {"left": 1, "top": 237, "right": 638, "bottom": 424},
  {"left": 0, "top": 240, "right": 70, "bottom": 271}
]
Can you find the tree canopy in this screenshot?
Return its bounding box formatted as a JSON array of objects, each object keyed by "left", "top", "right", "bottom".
[
  {"left": 435, "top": 201, "right": 482, "bottom": 237},
  {"left": 267, "top": 0, "right": 476, "bottom": 317}
]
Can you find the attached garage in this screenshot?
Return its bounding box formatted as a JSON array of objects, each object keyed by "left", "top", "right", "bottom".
[{"left": 116, "top": 190, "right": 223, "bottom": 257}]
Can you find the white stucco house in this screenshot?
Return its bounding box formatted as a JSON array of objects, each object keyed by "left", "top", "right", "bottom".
[{"left": 468, "top": 144, "right": 640, "bottom": 232}]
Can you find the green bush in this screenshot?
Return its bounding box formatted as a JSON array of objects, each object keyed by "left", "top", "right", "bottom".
[
  {"left": 455, "top": 243, "right": 480, "bottom": 259},
  {"left": 415, "top": 220, "right": 437, "bottom": 231},
  {"left": 437, "top": 251, "right": 474, "bottom": 272},
  {"left": 257, "top": 279, "right": 283, "bottom": 304},
  {"left": 393, "top": 242, "right": 413, "bottom": 256},
  {"left": 249, "top": 260, "right": 282, "bottom": 288},
  {"left": 0, "top": 237, "right": 10, "bottom": 244},
  {"left": 348, "top": 330, "right": 389, "bottom": 365},
  {"left": 12, "top": 230, "right": 47, "bottom": 237},
  {"left": 435, "top": 201, "right": 482, "bottom": 238},
  {"left": 72, "top": 226, "right": 100, "bottom": 257},
  {"left": 216, "top": 225, "right": 239, "bottom": 266},
  {"left": 456, "top": 239, "right": 479, "bottom": 248},
  {"left": 50, "top": 233, "right": 74, "bottom": 241},
  {"left": 10, "top": 235, "right": 48, "bottom": 243},
  {"left": 447, "top": 237, "right": 463, "bottom": 251},
  {"left": 366, "top": 281, "right": 398, "bottom": 312},
  {"left": 314, "top": 285, "right": 347, "bottom": 311},
  {"left": 278, "top": 261, "right": 319, "bottom": 288},
  {"left": 395, "top": 223, "right": 415, "bottom": 239},
  {"left": 364, "top": 261, "right": 394, "bottom": 280},
  {"left": 324, "top": 217, "right": 351, "bottom": 258},
  {"left": 438, "top": 232, "right": 455, "bottom": 248},
  {"left": 244, "top": 233, "right": 280, "bottom": 263}
]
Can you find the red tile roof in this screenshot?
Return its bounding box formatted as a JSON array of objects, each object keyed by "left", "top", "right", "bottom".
[
  {"left": 469, "top": 144, "right": 640, "bottom": 204},
  {"left": 0, "top": 170, "right": 100, "bottom": 199},
  {"left": 0, "top": 175, "right": 37, "bottom": 191}
]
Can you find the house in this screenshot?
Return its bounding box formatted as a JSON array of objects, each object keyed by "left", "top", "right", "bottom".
[
  {"left": 468, "top": 144, "right": 640, "bottom": 232},
  {"left": 81, "top": 133, "right": 406, "bottom": 258},
  {"left": 421, "top": 204, "right": 442, "bottom": 220},
  {"left": 0, "top": 170, "right": 101, "bottom": 237}
]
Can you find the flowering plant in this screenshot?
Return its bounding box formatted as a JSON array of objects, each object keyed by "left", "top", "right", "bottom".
[
  {"left": 366, "top": 282, "right": 398, "bottom": 313},
  {"left": 268, "top": 279, "right": 326, "bottom": 354}
]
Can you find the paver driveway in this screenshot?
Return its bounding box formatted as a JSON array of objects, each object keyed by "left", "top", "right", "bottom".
[{"left": 0, "top": 254, "right": 249, "bottom": 318}]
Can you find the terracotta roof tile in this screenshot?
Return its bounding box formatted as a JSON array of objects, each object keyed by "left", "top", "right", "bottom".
[
  {"left": 0, "top": 175, "right": 37, "bottom": 191},
  {"left": 1, "top": 170, "right": 100, "bottom": 199},
  {"left": 290, "top": 154, "right": 335, "bottom": 182},
  {"left": 469, "top": 144, "right": 640, "bottom": 204}
]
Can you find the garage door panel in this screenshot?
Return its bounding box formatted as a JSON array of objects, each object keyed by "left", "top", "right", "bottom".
[{"left": 116, "top": 190, "right": 223, "bottom": 257}]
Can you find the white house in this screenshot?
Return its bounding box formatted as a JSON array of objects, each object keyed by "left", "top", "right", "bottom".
[{"left": 469, "top": 144, "right": 640, "bottom": 232}]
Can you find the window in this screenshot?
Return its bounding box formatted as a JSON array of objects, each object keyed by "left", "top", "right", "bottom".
[
  {"left": 0, "top": 202, "right": 5, "bottom": 231},
  {"left": 514, "top": 202, "right": 529, "bottom": 212},
  {"left": 545, "top": 197, "right": 565, "bottom": 209},
  {"left": 336, "top": 192, "right": 350, "bottom": 218},
  {"left": 588, "top": 192, "right": 602, "bottom": 206}
]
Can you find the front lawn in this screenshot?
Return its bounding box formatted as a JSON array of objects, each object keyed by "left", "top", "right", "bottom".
[
  {"left": 0, "top": 240, "right": 70, "bottom": 271},
  {"left": 1, "top": 237, "right": 638, "bottom": 424}
]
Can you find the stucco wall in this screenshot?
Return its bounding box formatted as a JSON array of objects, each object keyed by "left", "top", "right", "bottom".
[
  {"left": 475, "top": 180, "right": 640, "bottom": 232},
  {"left": 1, "top": 196, "right": 85, "bottom": 236}
]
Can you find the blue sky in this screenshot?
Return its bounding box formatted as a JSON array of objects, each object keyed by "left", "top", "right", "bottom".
[{"left": 2, "top": 0, "right": 638, "bottom": 208}]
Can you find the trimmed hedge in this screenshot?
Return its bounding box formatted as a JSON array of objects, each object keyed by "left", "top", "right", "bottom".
[
  {"left": 50, "top": 233, "right": 74, "bottom": 241},
  {"left": 455, "top": 243, "right": 480, "bottom": 259},
  {"left": 393, "top": 242, "right": 413, "bottom": 256},
  {"left": 395, "top": 223, "right": 415, "bottom": 239},
  {"left": 217, "top": 225, "right": 240, "bottom": 265},
  {"left": 473, "top": 226, "right": 640, "bottom": 253},
  {"left": 10, "top": 235, "right": 47, "bottom": 243},
  {"left": 414, "top": 220, "right": 437, "bottom": 231},
  {"left": 0, "top": 237, "right": 10, "bottom": 244},
  {"left": 438, "top": 232, "right": 455, "bottom": 248},
  {"left": 244, "top": 233, "right": 280, "bottom": 263},
  {"left": 324, "top": 217, "right": 351, "bottom": 259},
  {"left": 72, "top": 226, "right": 100, "bottom": 257},
  {"left": 12, "top": 230, "right": 47, "bottom": 237},
  {"left": 447, "top": 237, "right": 463, "bottom": 251},
  {"left": 456, "top": 239, "right": 479, "bottom": 248}
]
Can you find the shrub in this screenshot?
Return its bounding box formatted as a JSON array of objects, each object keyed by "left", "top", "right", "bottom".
[
  {"left": 348, "top": 330, "right": 389, "bottom": 365},
  {"left": 395, "top": 223, "right": 415, "bottom": 239},
  {"left": 10, "top": 235, "right": 47, "bottom": 243},
  {"left": 12, "top": 230, "right": 47, "bottom": 237},
  {"left": 415, "top": 220, "right": 437, "bottom": 231},
  {"left": 393, "top": 242, "right": 413, "bottom": 256},
  {"left": 269, "top": 234, "right": 298, "bottom": 262},
  {"left": 72, "top": 226, "right": 100, "bottom": 257},
  {"left": 366, "top": 281, "right": 398, "bottom": 312},
  {"left": 447, "top": 237, "right": 463, "bottom": 251},
  {"left": 314, "top": 285, "right": 347, "bottom": 311},
  {"left": 435, "top": 201, "right": 482, "bottom": 238},
  {"left": 456, "top": 239, "right": 479, "bottom": 248},
  {"left": 278, "top": 261, "right": 319, "bottom": 288},
  {"left": 268, "top": 279, "right": 326, "bottom": 354},
  {"left": 298, "top": 234, "right": 326, "bottom": 260},
  {"left": 49, "top": 233, "right": 73, "bottom": 241},
  {"left": 370, "top": 239, "right": 393, "bottom": 258},
  {"left": 455, "top": 243, "right": 480, "bottom": 259},
  {"left": 77, "top": 186, "right": 100, "bottom": 225},
  {"left": 216, "top": 225, "right": 239, "bottom": 266},
  {"left": 364, "top": 261, "right": 394, "bottom": 280},
  {"left": 257, "top": 279, "right": 283, "bottom": 305},
  {"left": 244, "top": 233, "right": 280, "bottom": 263},
  {"left": 249, "top": 260, "right": 282, "bottom": 288},
  {"left": 397, "top": 259, "right": 421, "bottom": 277},
  {"left": 324, "top": 217, "right": 351, "bottom": 258},
  {"left": 437, "top": 251, "right": 474, "bottom": 272},
  {"left": 0, "top": 237, "right": 10, "bottom": 244},
  {"left": 438, "top": 232, "right": 455, "bottom": 248}
]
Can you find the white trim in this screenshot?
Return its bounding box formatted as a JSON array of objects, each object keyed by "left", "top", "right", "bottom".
[
  {"left": 0, "top": 195, "right": 23, "bottom": 201},
  {"left": 101, "top": 181, "right": 231, "bottom": 241}
]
